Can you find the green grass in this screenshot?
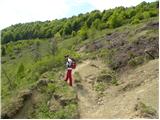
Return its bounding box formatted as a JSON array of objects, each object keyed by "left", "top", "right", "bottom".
[
  {"left": 1, "top": 39, "right": 53, "bottom": 106},
  {"left": 1, "top": 37, "right": 81, "bottom": 118},
  {"left": 94, "top": 82, "right": 106, "bottom": 92},
  {"left": 33, "top": 71, "right": 78, "bottom": 119},
  {"left": 1, "top": 16, "right": 158, "bottom": 119}
]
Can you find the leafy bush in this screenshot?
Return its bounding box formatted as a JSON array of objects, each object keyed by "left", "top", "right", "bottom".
[
  {"left": 143, "top": 11, "right": 150, "bottom": 19},
  {"left": 94, "top": 82, "right": 105, "bottom": 92},
  {"left": 78, "top": 28, "right": 88, "bottom": 40},
  {"left": 47, "top": 83, "right": 57, "bottom": 94},
  {"left": 1, "top": 46, "right": 6, "bottom": 56},
  {"left": 107, "top": 13, "right": 123, "bottom": 28},
  {"left": 134, "top": 12, "right": 144, "bottom": 20},
  {"left": 131, "top": 18, "right": 140, "bottom": 24},
  {"left": 149, "top": 10, "right": 158, "bottom": 17},
  {"left": 91, "top": 18, "right": 101, "bottom": 30},
  {"left": 17, "top": 63, "right": 25, "bottom": 78},
  {"left": 53, "top": 104, "right": 78, "bottom": 119}
]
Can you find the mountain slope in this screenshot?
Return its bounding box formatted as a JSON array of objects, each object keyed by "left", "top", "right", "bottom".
[
  {"left": 1, "top": 16, "right": 159, "bottom": 118},
  {"left": 74, "top": 59, "right": 158, "bottom": 118}
]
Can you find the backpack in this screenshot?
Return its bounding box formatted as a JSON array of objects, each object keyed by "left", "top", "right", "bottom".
[{"left": 71, "top": 58, "right": 76, "bottom": 69}]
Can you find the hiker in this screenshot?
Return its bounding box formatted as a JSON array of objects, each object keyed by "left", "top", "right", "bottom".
[{"left": 64, "top": 55, "right": 76, "bottom": 86}]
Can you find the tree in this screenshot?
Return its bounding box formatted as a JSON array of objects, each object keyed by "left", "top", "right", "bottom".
[
  {"left": 86, "top": 10, "right": 101, "bottom": 28},
  {"left": 71, "top": 18, "right": 84, "bottom": 32},
  {"left": 32, "top": 41, "right": 41, "bottom": 62},
  {"left": 102, "top": 9, "right": 113, "bottom": 22},
  {"left": 149, "top": 9, "right": 158, "bottom": 17},
  {"left": 143, "top": 11, "right": 150, "bottom": 19},
  {"left": 54, "top": 32, "right": 62, "bottom": 42},
  {"left": 2, "top": 67, "right": 14, "bottom": 90},
  {"left": 1, "top": 46, "right": 6, "bottom": 56},
  {"left": 17, "top": 63, "right": 25, "bottom": 75},
  {"left": 134, "top": 12, "right": 144, "bottom": 20},
  {"left": 1, "top": 1, "right": 158, "bottom": 43},
  {"left": 71, "top": 31, "right": 76, "bottom": 37},
  {"left": 91, "top": 19, "right": 101, "bottom": 29},
  {"left": 131, "top": 18, "right": 140, "bottom": 24},
  {"left": 78, "top": 27, "right": 88, "bottom": 40},
  {"left": 107, "top": 12, "right": 124, "bottom": 28},
  {"left": 125, "top": 8, "right": 136, "bottom": 19},
  {"left": 136, "top": 1, "right": 148, "bottom": 12},
  {"left": 50, "top": 38, "right": 58, "bottom": 55},
  {"left": 63, "top": 21, "right": 72, "bottom": 35},
  {"left": 2, "top": 31, "right": 14, "bottom": 44},
  {"left": 16, "top": 63, "right": 25, "bottom": 80}
]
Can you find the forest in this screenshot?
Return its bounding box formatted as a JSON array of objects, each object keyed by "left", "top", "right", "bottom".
[{"left": 1, "top": 1, "right": 158, "bottom": 44}]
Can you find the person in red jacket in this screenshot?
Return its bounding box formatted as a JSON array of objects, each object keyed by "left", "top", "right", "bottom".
[{"left": 64, "top": 55, "right": 73, "bottom": 86}]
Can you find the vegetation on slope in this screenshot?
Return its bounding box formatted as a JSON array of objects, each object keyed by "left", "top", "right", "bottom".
[{"left": 1, "top": 1, "right": 159, "bottom": 119}]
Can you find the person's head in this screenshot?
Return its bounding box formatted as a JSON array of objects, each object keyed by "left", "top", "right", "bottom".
[{"left": 64, "top": 55, "right": 69, "bottom": 60}]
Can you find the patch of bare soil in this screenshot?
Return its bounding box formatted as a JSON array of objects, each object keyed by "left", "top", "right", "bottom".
[
  {"left": 78, "top": 20, "right": 159, "bottom": 71},
  {"left": 74, "top": 59, "right": 159, "bottom": 119}
]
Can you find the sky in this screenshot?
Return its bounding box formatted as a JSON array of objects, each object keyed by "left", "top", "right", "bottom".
[{"left": 0, "top": 0, "right": 157, "bottom": 30}]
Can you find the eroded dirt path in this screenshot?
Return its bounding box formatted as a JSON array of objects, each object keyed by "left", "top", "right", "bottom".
[
  {"left": 73, "top": 59, "right": 159, "bottom": 119},
  {"left": 73, "top": 60, "right": 107, "bottom": 118}
]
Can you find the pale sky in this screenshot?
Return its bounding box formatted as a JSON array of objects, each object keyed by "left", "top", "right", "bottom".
[{"left": 0, "top": 0, "right": 157, "bottom": 30}]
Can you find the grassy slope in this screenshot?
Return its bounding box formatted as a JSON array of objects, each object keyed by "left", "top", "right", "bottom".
[
  {"left": 1, "top": 16, "right": 159, "bottom": 118},
  {"left": 1, "top": 39, "right": 80, "bottom": 118}
]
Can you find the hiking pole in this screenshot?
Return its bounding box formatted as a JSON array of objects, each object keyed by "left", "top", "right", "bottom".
[{"left": 145, "top": 50, "right": 155, "bottom": 59}]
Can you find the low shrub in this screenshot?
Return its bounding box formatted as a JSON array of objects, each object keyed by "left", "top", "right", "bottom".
[
  {"left": 94, "top": 82, "right": 105, "bottom": 92},
  {"left": 128, "top": 56, "right": 144, "bottom": 67},
  {"left": 135, "top": 102, "right": 158, "bottom": 118}
]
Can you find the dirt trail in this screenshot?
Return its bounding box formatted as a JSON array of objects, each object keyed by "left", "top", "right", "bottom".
[
  {"left": 74, "top": 59, "right": 159, "bottom": 119},
  {"left": 73, "top": 59, "right": 107, "bottom": 118}
]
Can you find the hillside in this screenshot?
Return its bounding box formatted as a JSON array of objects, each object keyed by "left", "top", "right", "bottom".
[
  {"left": 74, "top": 59, "right": 158, "bottom": 118},
  {"left": 1, "top": 1, "right": 159, "bottom": 119}
]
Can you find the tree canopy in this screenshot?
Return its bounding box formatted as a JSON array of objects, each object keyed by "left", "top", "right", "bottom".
[{"left": 1, "top": 1, "right": 158, "bottom": 44}]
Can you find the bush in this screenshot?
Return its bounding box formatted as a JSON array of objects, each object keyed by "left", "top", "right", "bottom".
[
  {"left": 135, "top": 12, "right": 144, "bottom": 20},
  {"left": 53, "top": 104, "right": 78, "bottom": 119},
  {"left": 47, "top": 83, "right": 57, "bottom": 93},
  {"left": 78, "top": 29, "right": 88, "bottom": 40},
  {"left": 1, "top": 46, "right": 6, "bottom": 56},
  {"left": 143, "top": 11, "right": 150, "bottom": 19},
  {"left": 71, "top": 31, "right": 76, "bottom": 37},
  {"left": 135, "top": 102, "right": 158, "bottom": 118},
  {"left": 107, "top": 12, "right": 124, "bottom": 28},
  {"left": 94, "top": 82, "right": 105, "bottom": 92},
  {"left": 131, "top": 18, "right": 140, "bottom": 24},
  {"left": 128, "top": 56, "right": 144, "bottom": 67},
  {"left": 149, "top": 10, "right": 158, "bottom": 17},
  {"left": 17, "top": 63, "right": 25, "bottom": 77},
  {"left": 96, "top": 69, "right": 118, "bottom": 87}
]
